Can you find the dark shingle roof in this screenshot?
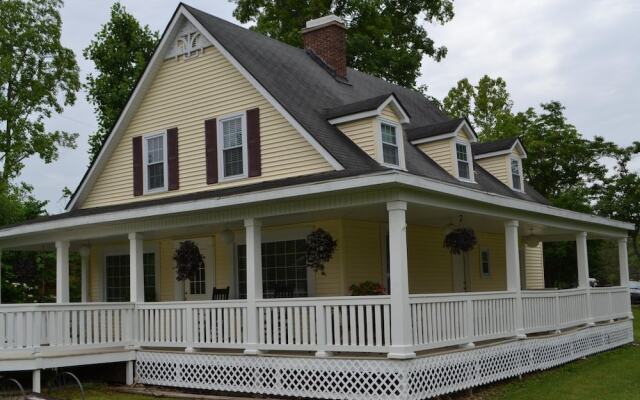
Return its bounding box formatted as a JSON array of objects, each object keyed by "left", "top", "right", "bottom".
[
  {"left": 324, "top": 94, "right": 395, "bottom": 120},
  {"left": 406, "top": 118, "right": 465, "bottom": 142},
  {"left": 472, "top": 138, "right": 519, "bottom": 156}
]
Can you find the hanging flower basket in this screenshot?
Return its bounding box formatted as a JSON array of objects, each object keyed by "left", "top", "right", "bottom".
[
  {"left": 174, "top": 240, "right": 205, "bottom": 281},
  {"left": 443, "top": 227, "right": 477, "bottom": 254},
  {"left": 305, "top": 228, "right": 337, "bottom": 275}
]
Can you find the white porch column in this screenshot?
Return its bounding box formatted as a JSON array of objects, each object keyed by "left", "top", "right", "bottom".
[
  {"left": 618, "top": 238, "right": 630, "bottom": 287},
  {"left": 0, "top": 248, "right": 3, "bottom": 304},
  {"left": 386, "top": 201, "right": 415, "bottom": 359},
  {"left": 504, "top": 221, "right": 525, "bottom": 338},
  {"left": 55, "top": 240, "right": 70, "bottom": 303},
  {"left": 244, "top": 218, "right": 263, "bottom": 355},
  {"left": 79, "top": 247, "right": 90, "bottom": 303},
  {"left": 576, "top": 232, "right": 594, "bottom": 325},
  {"left": 129, "top": 233, "right": 145, "bottom": 303}
]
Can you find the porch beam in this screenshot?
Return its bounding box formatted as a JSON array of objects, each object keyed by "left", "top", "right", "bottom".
[
  {"left": 576, "top": 232, "right": 595, "bottom": 325},
  {"left": 55, "top": 240, "right": 70, "bottom": 303},
  {"left": 504, "top": 221, "right": 525, "bottom": 338},
  {"left": 129, "top": 233, "right": 144, "bottom": 303},
  {"left": 244, "top": 217, "right": 263, "bottom": 355},
  {"left": 386, "top": 200, "right": 415, "bottom": 359},
  {"left": 80, "top": 247, "right": 90, "bottom": 303}
]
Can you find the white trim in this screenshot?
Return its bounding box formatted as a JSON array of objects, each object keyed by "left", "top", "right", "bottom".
[
  {"left": 376, "top": 118, "right": 406, "bottom": 170},
  {"left": 142, "top": 131, "right": 169, "bottom": 195},
  {"left": 0, "top": 171, "right": 633, "bottom": 243},
  {"left": 410, "top": 132, "right": 456, "bottom": 145},
  {"left": 181, "top": 8, "right": 343, "bottom": 171},
  {"left": 327, "top": 95, "right": 410, "bottom": 125},
  {"left": 217, "top": 111, "right": 248, "bottom": 182},
  {"left": 102, "top": 243, "right": 159, "bottom": 302},
  {"left": 66, "top": 7, "right": 343, "bottom": 211},
  {"left": 409, "top": 120, "right": 477, "bottom": 145},
  {"left": 454, "top": 140, "right": 475, "bottom": 183},
  {"left": 480, "top": 248, "right": 491, "bottom": 278}
]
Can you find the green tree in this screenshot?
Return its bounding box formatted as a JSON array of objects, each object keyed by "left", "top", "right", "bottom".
[
  {"left": 232, "top": 0, "right": 455, "bottom": 87},
  {"left": 84, "top": 2, "right": 159, "bottom": 161},
  {"left": 0, "top": 0, "right": 80, "bottom": 187},
  {"left": 442, "top": 75, "right": 517, "bottom": 139}
]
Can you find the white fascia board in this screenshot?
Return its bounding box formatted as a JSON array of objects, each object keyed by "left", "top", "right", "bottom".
[
  {"left": 474, "top": 139, "right": 528, "bottom": 160},
  {"left": 66, "top": 6, "right": 344, "bottom": 211},
  {"left": 0, "top": 172, "right": 633, "bottom": 241},
  {"left": 328, "top": 95, "right": 410, "bottom": 125},
  {"left": 181, "top": 7, "right": 343, "bottom": 171},
  {"left": 456, "top": 120, "right": 477, "bottom": 143},
  {"left": 410, "top": 132, "right": 456, "bottom": 145}
]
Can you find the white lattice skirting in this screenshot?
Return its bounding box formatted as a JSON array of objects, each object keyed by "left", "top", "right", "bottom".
[{"left": 136, "top": 321, "right": 633, "bottom": 400}]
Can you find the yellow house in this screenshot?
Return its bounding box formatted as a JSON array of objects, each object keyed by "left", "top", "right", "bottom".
[{"left": 0, "top": 5, "right": 633, "bottom": 399}]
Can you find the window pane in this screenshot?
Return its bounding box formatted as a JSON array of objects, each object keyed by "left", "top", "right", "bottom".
[
  {"left": 148, "top": 163, "right": 164, "bottom": 189},
  {"left": 147, "top": 136, "right": 164, "bottom": 164},
  {"left": 106, "top": 255, "right": 130, "bottom": 302},
  {"left": 223, "top": 147, "right": 244, "bottom": 177},
  {"left": 481, "top": 251, "right": 490, "bottom": 275},
  {"left": 456, "top": 143, "right": 470, "bottom": 179},
  {"left": 223, "top": 118, "right": 243, "bottom": 149},
  {"left": 511, "top": 159, "right": 522, "bottom": 189},
  {"left": 383, "top": 143, "right": 399, "bottom": 165},
  {"left": 381, "top": 124, "right": 396, "bottom": 145},
  {"left": 456, "top": 143, "right": 468, "bottom": 161},
  {"left": 189, "top": 258, "right": 206, "bottom": 295},
  {"left": 458, "top": 160, "right": 470, "bottom": 179},
  {"left": 143, "top": 253, "right": 156, "bottom": 302}
]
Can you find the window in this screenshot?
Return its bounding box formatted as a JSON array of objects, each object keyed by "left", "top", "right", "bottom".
[
  {"left": 380, "top": 123, "right": 399, "bottom": 166},
  {"left": 189, "top": 257, "right": 206, "bottom": 295},
  {"left": 144, "top": 133, "right": 167, "bottom": 192},
  {"left": 511, "top": 158, "right": 522, "bottom": 190},
  {"left": 105, "top": 252, "right": 156, "bottom": 302},
  {"left": 456, "top": 142, "right": 471, "bottom": 180},
  {"left": 219, "top": 114, "right": 246, "bottom": 179},
  {"left": 237, "top": 240, "right": 308, "bottom": 299},
  {"left": 480, "top": 249, "right": 491, "bottom": 277}
]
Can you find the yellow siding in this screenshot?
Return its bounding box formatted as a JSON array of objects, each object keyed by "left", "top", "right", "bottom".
[
  {"left": 418, "top": 140, "right": 454, "bottom": 175},
  {"left": 407, "top": 225, "right": 453, "bottom": 293},
  {"left": 342, "top": 220, "right": 384, "bottom": 294},
  {"left": 468, "top": 232, "right": 507, "bottom": 292},
  {"left": 477, "top": 155, "right": 509, "bottom": 186},
  {"left": 89, "top": 244, "right": 102, "bottom": 302},
  {"left": 380, "top": 104, "right": 401, "bottom": 123},
  {"left": 337, "top": 118, "right": 377, "bottom": 160},
  {"left": 82, "top": 46, "right": 332, "bottom": 209},
  {"left": 158, "top": 240, "right": 176, "bottom": 301},
  {"left": 524, "top": 242, "right": 545, "bottom": 289},
  {"left": 312, "top": 220, "right": 345, "bottom": 296}
]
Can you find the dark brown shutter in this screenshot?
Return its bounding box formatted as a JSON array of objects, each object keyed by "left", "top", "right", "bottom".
[
  {"left": 167, "top": 127, "right": 179, "bottom": 191},
  {"left": 205, "top": 118, "right": 218, "bottom": 184},
  {"left": 247, "top": 108, "right": 261, "bottom": 177},
  {"left": 132, "top": 136, "right": 143, "bottom": 196}
]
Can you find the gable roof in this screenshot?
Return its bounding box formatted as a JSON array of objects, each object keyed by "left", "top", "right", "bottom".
[
  {"left": 65, "top": 3, "right": 546, "bottom": 211},
  {"left": 406, "top": 118, "right": 478, "bottom": 143},
  {"left": 324, "top": 93, "right": 410, "bottom": 124},
  {"left": 472, "top": 138, "right": 528, "bottom": 159}
]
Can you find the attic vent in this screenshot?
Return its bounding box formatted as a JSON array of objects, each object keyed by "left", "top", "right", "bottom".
[{"left": 176, "top": 31, "right": 203, "bottom": 60}]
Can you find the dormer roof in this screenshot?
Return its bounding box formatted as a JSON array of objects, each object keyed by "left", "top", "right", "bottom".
[
  {"left": 407, "top": 118, "right": 478, "bottom": 144},
  {"left": 325, "top": 93, "right": 410, "bottom": 124},
  {"left": 472, "top": 138, "right": 527, "bottom": 159}
]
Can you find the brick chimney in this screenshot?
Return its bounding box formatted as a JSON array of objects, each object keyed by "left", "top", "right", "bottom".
[{"left": 302, "top": 15, "right": 347, "bottom": 79}]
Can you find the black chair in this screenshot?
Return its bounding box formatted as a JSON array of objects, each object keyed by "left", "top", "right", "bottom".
[
  {"left": 273, "top": 284, "right": 294, "bottom": 298},
  {"left": 212, "top": 286, "right": 230, "bottom": 300}
]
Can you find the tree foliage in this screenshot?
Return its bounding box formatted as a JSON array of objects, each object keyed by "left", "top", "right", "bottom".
[
  {"left": 84, "top": 2, "right": 159, "bottom": 161},
  {"left": 0, "top": 0, "right": 80, "bottom": 187},
  {"left": 232, "top": 0, "right": 455, "bottom": 87}
]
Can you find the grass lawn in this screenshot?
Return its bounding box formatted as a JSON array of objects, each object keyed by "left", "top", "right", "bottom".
[{"left": 46, "top": 307, "right": 639, "bottom": 400}]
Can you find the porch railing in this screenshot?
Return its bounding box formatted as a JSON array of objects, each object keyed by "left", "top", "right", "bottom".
[
  {"left": 0, "top": 287, "right": 630, "bottom": 356},
  {"left": 0, "top": 303, "right": 133, "bottom": 351}
]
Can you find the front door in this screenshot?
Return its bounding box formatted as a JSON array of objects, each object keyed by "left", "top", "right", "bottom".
[
  {"left": 174, "top": 237, "right": 215, "bottom": 301},
  {"left": 452, "top": 254, "right": 469, "bottom": 292}
]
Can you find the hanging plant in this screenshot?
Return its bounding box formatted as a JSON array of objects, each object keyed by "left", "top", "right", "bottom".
[
  {"left": 305, "top": 228, "right": 337, "bottom": 275},
  {"left": 443, "top": 227, "right": 477, "bottom": 255},
  {"left": 174, "top": 240, "right": 205, "bottom": 281}
]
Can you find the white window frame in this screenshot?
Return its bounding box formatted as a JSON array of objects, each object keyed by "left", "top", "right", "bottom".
[
  {"left": 217, "top": 112, "right": 248, "bottom": 182},
  {"left": 376, "top": 118, "right": 406, "bottom": 170},
  {"left": 480, "top": 248, "right": 491, "bottom": 278},
  {"left": 142, "top": 131, "right": 168, "bottom": 194},
  {"left": 509, "top": 156, "right": 524, "bottom": 192},
  {"left": 101, "top": 243, "right": 159, "bottom": 302},
  {"left": 454, "top": 139, "right": 475, "bottom": 182}
]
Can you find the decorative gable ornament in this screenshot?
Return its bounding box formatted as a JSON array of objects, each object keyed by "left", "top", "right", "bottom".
[{"left": 176, "top": 31, "right": 203, "bottom": 60}]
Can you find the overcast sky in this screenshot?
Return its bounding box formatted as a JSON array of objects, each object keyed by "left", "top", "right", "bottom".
[{"left": 20, "top": 0, "right": 640, "bottom": 213}]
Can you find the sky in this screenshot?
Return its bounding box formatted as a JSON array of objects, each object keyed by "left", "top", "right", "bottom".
[{"left": 19, "top": 0, "right": 640, "bottom": 214}]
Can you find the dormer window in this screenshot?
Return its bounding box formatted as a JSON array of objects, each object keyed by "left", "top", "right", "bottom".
[
  {"left": 143, "top": 132, "right": 168, "bottom": 193},
  {"left": 511, "top": 157, "right": 523, "bottom": 191},
  {"left": 381, "top": 122, "right": 399, "bottom": 166},
  {"left": 455, "top": 142, "right": 472, "bottom": 181}
]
